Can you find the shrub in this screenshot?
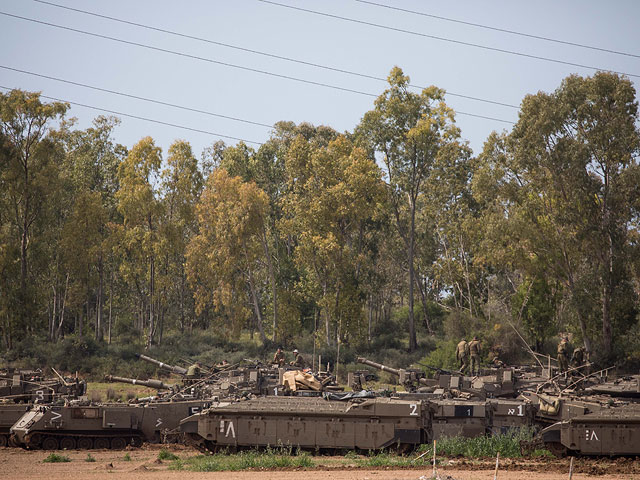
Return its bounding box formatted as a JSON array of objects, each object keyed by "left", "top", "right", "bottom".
[
  {"left": 43, "top": 453, "right": 71, "bottom": 463},
  {"left": 85, "top": 453, "right": 96, "bottom": 462},
  {"left": 158, "top": 449, "right": 179, "bottom": 461}
]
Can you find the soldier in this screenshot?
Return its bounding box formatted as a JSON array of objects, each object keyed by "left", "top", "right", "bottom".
[
  {"left": 571, "top": 346, "right": 585, "bottom": 369},
  {"left": 456, "top": 338, "right": 469, "bottom": 374},
  {"left": 186, "top": 361, "right": 201, "bottom": 379},
  {"left": 273, "top": 347, "right": 286, "bottom": 367},
  {"left": 468, "top": 336, "right": 481, "bottom": 376},
  {"left": 290, "top": 349, "right": 306, "bottom": 369},
  {"left": 557, "top": 336, "right": 570, "bottom": 374}
]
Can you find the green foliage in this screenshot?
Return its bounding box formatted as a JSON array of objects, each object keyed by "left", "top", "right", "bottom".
[
  {"left": 123, "top": 453, "right": 131, "bottom": 461},
  {"left": 175, "top": 450, "right": 314, "bottom": 471},
  {"left": 157, "top": 449, "right": 179, "bottom": 461},
  {"left": 418, "top": 428, "right": 536, "bottom": 458},
  {"left": 43, "top": 453, "right": 71, "bottom": 463},
  {"left": 419, "top": 339, "right": 459, "bottom": 373},
  {"left": 85, "top": 453, "right": 96, "bottom": 462}
]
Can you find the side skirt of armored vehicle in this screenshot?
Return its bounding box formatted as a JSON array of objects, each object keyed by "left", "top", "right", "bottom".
[
  {"left": 10, "top": 400, "right": 209, "bottom": 450},
  {"left": 181, "top": 397, "right": 428, "bottom": 453}
]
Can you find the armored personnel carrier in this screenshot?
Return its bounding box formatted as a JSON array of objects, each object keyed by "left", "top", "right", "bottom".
[
  {"left": 10, "top": 398, "right": 211, "bottom": 449},
  {"left": 181, "top": 395, "right": 428, "bottom": 452},
  {"left": 540, "top": 406, "right": 640, "bottom": 455}
]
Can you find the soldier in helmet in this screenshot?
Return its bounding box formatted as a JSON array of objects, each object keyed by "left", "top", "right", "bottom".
[
  {"left": 186, "top": 361, "right": 202, "bottom": 379},
  {"left": 290, "top": 349, "right": 306, "bottom": 369},
  {"left": 273, "top": 347, "right": 286, "bottom": 367},
  {"left": 557, "top": 336, "right": 570, "bottom": 374},
  {"left": 456, "top": 338, "right": 469, "bottom": 374},
  {"left": 468, "top": 336, "right": 481, "bottom": 376},
  {"left": 571, "top": 345, "right": 586, "bottom": 369}
]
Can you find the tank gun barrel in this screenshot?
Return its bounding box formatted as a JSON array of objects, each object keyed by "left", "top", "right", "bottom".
[
  {"left": 136, "top": 354, "right": 188, "bottom": 375},
  {"left": 357, "top": 357, "right": 401, "bottom": 376},
  {"left": 357, "top": 357, "right": 433, "bottom": 386},
  {"left": 104, "top": 375, "right": 173, "bottom": 390}
]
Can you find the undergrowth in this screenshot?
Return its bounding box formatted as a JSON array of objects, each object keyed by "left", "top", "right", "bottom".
[
  {"left": 171, "top": 449, "right": 314, "bottom": 471},
  {"left": 43, "top": 453, "right": 71, "bottom": 463}
]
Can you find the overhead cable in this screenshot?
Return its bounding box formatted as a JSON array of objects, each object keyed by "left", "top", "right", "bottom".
[
  {"left": 0, "top": 12, "right": 515, "bottom": 124},
  {"left": 256, "top": 0, "right": 640, "bottom": 79},
  {"left": 0, "top": 65, "right": 274, "bottom": 129},
  {"left": 355, "top": 0, "right": 640, "bottom": 59},
  {"left": 31, "top": 0, "right": 518, "bottom": 109},
  {"left": 0, "top": 85, "right": 263, "bottom": 145}
]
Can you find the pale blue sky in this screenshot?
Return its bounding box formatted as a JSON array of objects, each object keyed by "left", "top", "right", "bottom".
[{"left": 1, "top": 0, "right": 639, "bottom": 159}]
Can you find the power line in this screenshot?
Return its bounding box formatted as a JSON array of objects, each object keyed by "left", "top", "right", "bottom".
[
  {"left": 256, "top": 0, "right": 640, "bottom": 79},
  {"left": 355, "top": 0, "right": 640, "bottom": 60},
  {"left": 0, "top": 85, "right": 263, "bottom": 145},
  {"left": 0, "top": 11, "right": 515, "bottom": 125},
  {"left": 0, "top": 65, "right": 274, "bottom": 129},
  {"left": 32, "top": 0, "right": 518, "bottom": 109}
]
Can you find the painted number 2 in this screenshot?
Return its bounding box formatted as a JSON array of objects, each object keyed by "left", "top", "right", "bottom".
[{"left": 409, "top": 404, "right": 418, "bottom": 416}]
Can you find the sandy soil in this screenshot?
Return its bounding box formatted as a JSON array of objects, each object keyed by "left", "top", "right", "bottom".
[{"left": 0, "top": 445, "right": 639, "bottom": 480}]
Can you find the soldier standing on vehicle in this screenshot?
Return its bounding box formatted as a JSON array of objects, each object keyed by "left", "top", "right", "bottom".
[
  {"left": 290, "top": 349, "right": 306, "bottom": 369},
  {"left": 571, "top": 345, "right": 585, "bottom": 369},
  {"left": 273, "top": 347, "right": 286, "bottom": 367},
  {"left": 456, "top": 338, "right": 469, "bottom": 374},
  {"left": 468, "top": 336, "right": 481, "bottom": 376},
  {"left": 557, "top": 336, "right": 570, "bottom": 374},
  {"left": 186, "top": 361, "right": 202, "bottom": 379}
]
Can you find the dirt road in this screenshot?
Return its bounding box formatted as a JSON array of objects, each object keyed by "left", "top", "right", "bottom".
[{"left": 1, "top": 446, "right": 638, "bottom": 480}]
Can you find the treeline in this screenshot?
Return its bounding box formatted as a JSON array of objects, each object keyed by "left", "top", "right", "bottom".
[{"left": 1, "top": 68, "right": 639, "bottom": 367}]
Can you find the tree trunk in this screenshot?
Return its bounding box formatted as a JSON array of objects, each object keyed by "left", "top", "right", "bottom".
[
  {"left": 261, "top": 225, "right": 278, "bottom": 342},
  {"left": 407, "top": 198, "right": 417, "bottom": 352},
  {"left": 246, "top": 268, "right": 267, "bottom": 343},
  {"left": 95, "top": 254, "right": 103, "bottom": 341},
  {"left": 147, "top": 256, "right": 155, "bottom": 349}
]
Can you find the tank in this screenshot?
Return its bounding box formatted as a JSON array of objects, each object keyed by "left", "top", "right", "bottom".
[{"left": 10, "top": 399, "right": 211, "bottom": 450}]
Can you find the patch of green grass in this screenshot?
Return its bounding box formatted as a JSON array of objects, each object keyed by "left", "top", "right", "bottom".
[
  {"left": 174, "top": 450, "right": 315, "bottom": 472},
  {"left": 43, "top": 453, "right": 71, "bottom": 463},
  {"left": 123, "top": 453, "right": 132, "bottom": 461},
  {"left": 85, "top": 453, "right": 96, "bottom": 462},
  {"left": 417, "top": 428, "right": 536, "bottom": 459},
  {"left": 531, "top": 448, "right": 553, "bottom": 458},
  {"left": 157, "top": 449, "right": 180, "bottom": 461}
]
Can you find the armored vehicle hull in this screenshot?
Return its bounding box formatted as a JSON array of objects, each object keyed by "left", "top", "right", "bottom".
[
  {"left": 541, "top": 408, "right": 640, "bottom": 456},
  {"left": 0, "top": 403, "right": 31, "bottom": 446},
  {"left": 11, "top": 399, "right": 210, "bottom": 450},
  {"left": 181, "top": 396, "right": 428, "bottom": 452}
]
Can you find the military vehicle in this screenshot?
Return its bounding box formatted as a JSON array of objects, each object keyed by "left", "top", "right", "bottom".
[
  {"left": 356, "top": 357, "right": 518, "bottom": 398},
  {"left": 0, "top": 368, "right": 86, "bottom": 403},
  {"left": 181, "top": 396, "right": 428, "bottom": 452},
  {"left": 0, "top": 403, "right": 31, "bottom": 447},
  {"left": 180, "top": 392, "right": 538, "bottom": 453},
  {"left": 540, "top": 407, "right": 640, "bottom": 456},
  {"left": 10, "top": 399, "right": 211, "bottom": 449}
]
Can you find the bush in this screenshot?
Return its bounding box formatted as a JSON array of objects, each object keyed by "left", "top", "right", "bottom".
[
  {"left": 157, "top": 449, "right": 180, "bottom": 461},
  {"left": 177, "top": 450, "right": 314, "bottom": 471},
  {"left": 85, "top": 453, "right": 96, "bottom": 462},
  {"left": 43, "top": 453, "right": 71, "bottom": 463}
]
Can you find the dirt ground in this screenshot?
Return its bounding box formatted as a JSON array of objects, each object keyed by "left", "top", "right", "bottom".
[{"left": 1, "top": 445, "right": 639, "bottom": 480}]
